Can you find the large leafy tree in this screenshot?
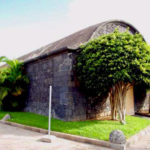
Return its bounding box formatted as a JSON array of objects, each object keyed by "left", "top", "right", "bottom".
[
  {"left": 76, "top": 29, "right": 150, "bottom": 124},
  {"left": 0, "top": 57, "right": 29, "bottom": 110}
]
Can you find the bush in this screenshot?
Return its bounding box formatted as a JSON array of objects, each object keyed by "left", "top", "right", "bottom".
[
  {"left": 0, "top": 57, "right": 29, "bottom": 111},
  {"left": 76, "top": 29, "right": 150, "bottom": 123}
]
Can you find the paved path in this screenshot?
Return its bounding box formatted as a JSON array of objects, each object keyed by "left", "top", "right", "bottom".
[
  {"left": 127, "top": 134, "right": 150, "bottom": 150},
  {"left": 0, "top": 123, "right": 113, "bottom": 150},
  {"left": 127, "top": 115, "right": 150, "bottom": 150}
]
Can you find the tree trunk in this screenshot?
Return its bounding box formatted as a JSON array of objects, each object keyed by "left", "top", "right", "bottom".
[
  {"left": 110, "top": 87, "right": 118, "bottom": 120},
  {"left": 109, "top": 82, "right": 131, "bottom": 124}
]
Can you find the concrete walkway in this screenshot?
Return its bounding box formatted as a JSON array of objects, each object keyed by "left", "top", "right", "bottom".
[
  {"left": 127, "top": 115, "right": 150, "bottom": 150},
  {"left": 0, "top": 123, "right": 113, "bottom": 150},
  {"left": 127, "top": 134, "right": 150, "bottom": 150}
]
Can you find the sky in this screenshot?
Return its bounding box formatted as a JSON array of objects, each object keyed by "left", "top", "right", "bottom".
[{"left": 0, "top": 0, "right": 150, "bottom": 59}]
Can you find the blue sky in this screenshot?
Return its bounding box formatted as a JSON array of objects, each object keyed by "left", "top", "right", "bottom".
[
  {"left": 0, "top": 0, "right": 70, "bottom": 28},
  {"left": 0, "top": 0, "right": 150, "bottom": 59}
]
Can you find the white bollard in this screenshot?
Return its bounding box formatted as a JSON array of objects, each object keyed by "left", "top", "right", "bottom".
[
  {"left": 38, "top": 85, "right": 55, "bottom": 143},
  {"left": 48, "top": 85, "right": 52, "bottom": 135}
]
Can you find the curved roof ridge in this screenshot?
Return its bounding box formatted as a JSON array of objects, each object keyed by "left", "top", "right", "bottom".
[
  {"left": 89, "top": 19, "right": 142, "bottom": 41},
  {"left": 18, "top": 20, "right": 143, "bottom": 63},
  {"left": 19, "top": 22, "right": 101, "bottom": 62}
]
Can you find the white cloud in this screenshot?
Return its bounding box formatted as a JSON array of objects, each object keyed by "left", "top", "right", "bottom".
[
  {"left": 0, "top": 20, "right": 73, "bottom": 59},
  {"left": 0, "top": 0, "right": 150, "bottom": 59},
  {"left": 67, "top": 0, "right": 150, "bottom": 41}
]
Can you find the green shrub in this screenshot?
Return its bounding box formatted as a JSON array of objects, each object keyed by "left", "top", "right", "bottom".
[
  {"left": 76, "top": 29, "right": 150, "bottom": 123},
  {"left": 0, "top": 57, "right": 29, "bottom": 111}
]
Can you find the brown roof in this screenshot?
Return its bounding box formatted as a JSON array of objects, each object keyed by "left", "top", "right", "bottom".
[{"left": 18, "top": 20, "right": 140, "bottom": 64}]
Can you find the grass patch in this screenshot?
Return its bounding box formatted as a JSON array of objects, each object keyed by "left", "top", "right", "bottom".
[{"left": 0, "top": 111, "right": 150, "bottom": 141}]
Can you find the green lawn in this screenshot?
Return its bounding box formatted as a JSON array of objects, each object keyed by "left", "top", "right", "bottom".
[{"left": 0, "top": 111, "right": 150, "bottom": 141}]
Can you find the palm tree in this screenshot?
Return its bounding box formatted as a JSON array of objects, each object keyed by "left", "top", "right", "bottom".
[{"left": 0, "top": 56, "right": 29, "bottom": 110}]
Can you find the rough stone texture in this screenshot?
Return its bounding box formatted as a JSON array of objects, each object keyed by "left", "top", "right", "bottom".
[
  {"left": 90, "top": 22, "right": 136, "bottom": 40},
  {"left": 87, "top": 96, "right": 111, "bottom": 120},
  {"left": 24, "top": 51, "right": 86, "bottom": 121},
  {"left": 18, "top": 20, "right": 140, "bottom": 63},
  {"left": 23, "top": 21, "right": 142, "bottom": 121},
  {"left": 134, "top": 86, "right": 149, "bottom": 113},
  {"left": 86, "top": 22, "right": 137, "bottom": 120},
  {"left": 109, "top": 130, "right": 126, "bottom": 144}
]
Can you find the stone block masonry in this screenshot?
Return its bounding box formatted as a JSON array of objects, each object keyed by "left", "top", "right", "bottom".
[
  {"left": 22, "top": 20, "right": 148, "bottom": 121},
  {"left": 134, "top": 85, "right": 150, "bottom": 113},
  {"left": 24, "top": 51, "right": 87, "bottom": 121},
  {"left": 24, "top": 50, "right": 112, "bottom": 121}
]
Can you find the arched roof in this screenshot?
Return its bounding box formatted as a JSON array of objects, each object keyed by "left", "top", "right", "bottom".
[{"left": 18, "top": 20, "right": 144, "bottom": 64}]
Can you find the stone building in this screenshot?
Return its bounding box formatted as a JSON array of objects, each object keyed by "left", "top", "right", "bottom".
[{"left": 18, "top": 20, "right": 149, "bottom": 121}]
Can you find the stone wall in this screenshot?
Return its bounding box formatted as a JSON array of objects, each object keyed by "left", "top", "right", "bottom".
[
  {"left": 86, "top": 87, "right": 135, "bottom": 120},
  {"left": 24, "top": 51, "right": 86, "bottom": 121},
  {"left": 24, "top": 50, "right": 114, "bottom": 121},
  {"left": 134, "top": 85, "right": 150, "bottom": 113},
  {"left": 23, "top": 21, "right": 143, "bottom": 121},
  {"left": 86, "top": 96, "right": 111, "bottom": 120},
  {"left": 24, "top": 50, "right": 138, "bottom": 121},
  {"left": 126, "top": 86, "right": 135, "bottom": 115}
]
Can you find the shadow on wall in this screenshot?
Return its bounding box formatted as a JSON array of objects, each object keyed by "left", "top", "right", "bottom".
[
  {"left": 86, "top": 94, "right": 110, "bottom": 120},
  {"left": 134, "top": 85, "right": 149, "bottom": 113}
]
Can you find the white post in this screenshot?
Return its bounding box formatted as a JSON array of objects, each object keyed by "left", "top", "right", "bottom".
[{"left": 48, "top": 85, "right": 52, "bottom": 135}]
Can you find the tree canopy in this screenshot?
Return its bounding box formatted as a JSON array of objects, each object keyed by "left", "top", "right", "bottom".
[
  {"left": 76, "top": 29, "right": 150, "bottom": 123},
  {"left": 76, "top": 29, "right": 150, "bottom": 98}
]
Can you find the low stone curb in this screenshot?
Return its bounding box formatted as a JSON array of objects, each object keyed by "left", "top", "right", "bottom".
[
  {"left": 0, "top": 120, "right": 125, "bottom": 150},
  {"left": 126, "top": 125, "right": 150, "bottom": 147}
]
